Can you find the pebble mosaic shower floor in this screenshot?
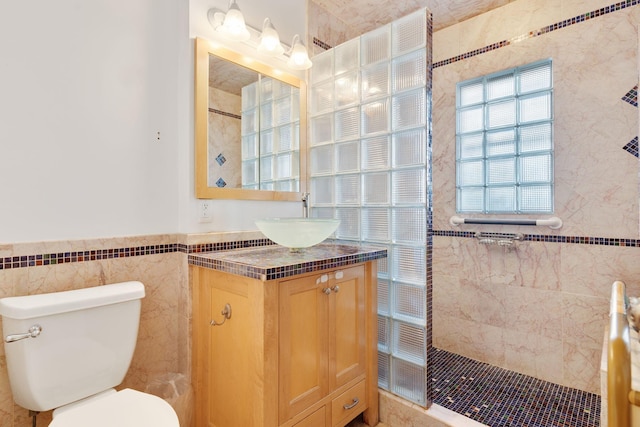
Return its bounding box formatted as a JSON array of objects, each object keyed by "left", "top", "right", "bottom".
[{"left": 431, "top": 349, "right": 601, "bottom": 427}]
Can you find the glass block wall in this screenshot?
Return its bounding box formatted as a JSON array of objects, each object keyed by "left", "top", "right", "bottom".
[
  {"left": 308, "top": 8, "right": 432, "bottom": 406},
  {"left": 241, "top": 77, "right": 301, "bottom": 191}
]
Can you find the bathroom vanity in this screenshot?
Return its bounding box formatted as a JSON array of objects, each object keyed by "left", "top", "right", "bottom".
[{"left": 190, "top": 243, "right": 386, "bottom": 427}]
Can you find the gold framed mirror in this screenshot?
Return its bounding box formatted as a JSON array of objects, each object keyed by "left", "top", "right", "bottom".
[{"left": 194, "top": 37, "right": 307, "bottom": 200}]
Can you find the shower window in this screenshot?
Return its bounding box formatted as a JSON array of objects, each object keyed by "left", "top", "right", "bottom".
[{"left": 456, "top": 59, "right": 554, "bottom": 213}]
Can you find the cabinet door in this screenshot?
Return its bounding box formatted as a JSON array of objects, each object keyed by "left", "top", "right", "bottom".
[
  {"left": 279, "top": 273, "right": 330, "bottom": 423},
  {"left": 329, "top": 265, "right": 366, "bottom": 390}
]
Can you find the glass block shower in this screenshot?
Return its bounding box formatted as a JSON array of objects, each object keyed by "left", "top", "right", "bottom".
[{"left": 308, "top": 8, "right": 433, "bottom": 406}]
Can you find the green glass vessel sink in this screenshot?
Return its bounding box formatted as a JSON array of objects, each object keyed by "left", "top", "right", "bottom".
[{"left": 255, "top": 218, "right": 340, "bottom": 249}]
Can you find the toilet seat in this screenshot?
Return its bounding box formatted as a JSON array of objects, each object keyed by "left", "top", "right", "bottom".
[{"left": 49, "top": 388, "right": 179, "bottom": 427}]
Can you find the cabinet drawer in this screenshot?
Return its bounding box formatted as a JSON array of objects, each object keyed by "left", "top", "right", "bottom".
[
  {"left": 331, "top": 381, "right": 367, "bottom": 426},
  {"left": 293, "top": 406, "right": 326, "bottom": 427}
]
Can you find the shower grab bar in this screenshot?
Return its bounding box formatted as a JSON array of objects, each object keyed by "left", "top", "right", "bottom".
[{"left": 449, "top": 215, "right": 563, "bottom": 229}]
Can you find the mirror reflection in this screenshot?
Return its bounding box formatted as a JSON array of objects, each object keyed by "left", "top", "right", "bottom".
[{"left": 195, "top": 37, "right": 307, "bottom": 200}]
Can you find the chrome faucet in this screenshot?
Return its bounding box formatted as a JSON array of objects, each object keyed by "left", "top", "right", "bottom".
[{"left": 302, "top": 192, "right": 310, "bottom": 218}]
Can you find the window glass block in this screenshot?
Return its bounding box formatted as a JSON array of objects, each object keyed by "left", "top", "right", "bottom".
[
  {"left": 486, "top": 129, "right": 516, "bottom": 157},
  {"left": 361, "top": 25, "right": 391, "bottom": 66},
  {"left": 336, "top": 174, "right": 360, "bottom": 205},
  {"left": 458, "top": 81, "right": 483, "bottom": 107},
  {"left": 310, "top": 114, "right": 333, "bottom": 146},
  {"left": 275, "top": 179, "right": 298, "bottom": 192},
  {"left": 393, "top": 128, "right": 426, "bottom": 167},
  {"left": 391, "top": 358, "right": 426, "bottom": 404},
  {"left": 457, "top": 187, "right": 484, "bottom": 212},
  {"left": 520, "top": 123, "right": 552, "bottom": 153},
  {"left": 393, "top": 282, "right": 426, "bottom": 323},
  {"left": 519, "top": 61, "right": 552, "bottom": 94},
  {"left": 487, "top": 99, "right": 516, "bottom": 129},
  {"left": 486, "top": 186, "right": 517, "bottom": 212},
  {"left": 519, "top": 92, "right": 552, "bottom": 123},
  {"left": 378, "top": 352, "right": 390, "bottom": 390},
  {"left": 291, "top": 91, "right": 300, "bottom": 122},
  {"left": 392, "top": 208, "right": 426, "bottom": 245},
  {"left": 335, "top": 140, "right": 359, "bottom": 173},
  {"left": 519, "top": 153, "right": 551, "bottom": 183},
  {"left": 361, "top": 99, "right": 390, "bottom": 136},
  {"left": 392, "top": 89, "right": 426, "bottom": 131},
  {"left": 310, "top": 145, "right": 333, "bottom": 175},
  {"left": 392, "top": 9, "right": 426, "bottom": 56},
  {"left": 362, "top": 62, "right": 390, "bottom": 101},
  {"left": 260, "top": 155, "right": 273, "bottom": 181},
  {"left": 273, "top": 96, "right": 292, "bottom": 126},
  {"left": 242, "top": 108, "right": 258, "bottom": 134},
  {"left": 458, "top": 133, "right": 483, "bottom": 160},
  {"left": 242, "top": 159, "right": 258, "bottom": 186},
  {"left": 335, "top": 72, "right": 360, "bottom": 108},
  {"left": 362, "top": 135, "right": 390, "bottom": 171},
  {"left": 457, "top": 160, "right": 484, "bottom": 186},
  {"left": 378, "top": 315, "right": 390, "bottom": 351},
  {"left": 260, "top": 77, "right": 273, "bottom": 102},
  {"left": 392, "top": 321, "right": 426, "bottom": 364},
  {"left": 311, "top": 206, "right": 335, "bottom": 220},
  {"left": 519, "top": 185, "right": 553, "bottom": 212},
  {"left": 260, "top": 129, "right": 273, "bottom": 154},
  {"left": 241, "top": 82, "right": 258, "bottom": 110},
  {"left": 362, "top": 207, "right": 390, "bottom": 241},
  {"left": 336, "top": 207, "right": 360, "bottom": 239},
  {"left": 392, "top": 245, "right": 426, "bottom": 284},
  {"left": 487, "top": 157, "right": 516, "bottom": 185},
  {"left": 311, "top": 176, "right": 334, "bottom": 205},
  {"left": 260, "top": 102, "right": 273, "bottom": 130},
  {"left": 335, "top": 107, "right": 360, "bottom": 142},
  {"left": 310, "top": 79, "right": 334, "bottom": 115},
  {"left": 487, "top": 73, "right": 515, "bottom": 100},
  {"left": 260, "top": 181, "right": 274, "bottom": 190},
  {"left": 392, "top": 50, "right": 426, "bottom": 93},
  {"left": 335, "top": 38, "right": 360, "bottom": 75},
  {"left": 276, "top": 124, "right": 294, "bottom": 151},
  {"left": 272, "top": 79, "right": 291, "bottom": 99},
  {"left": 276, "top": 153, "right": 293, "bottom": 179},
  {"left": 378, "top": 278, "right": 390, "bottom": 315},
  {"left": 242, "top": 133, "right": 258, "bottom": 159},
  {"left": 458, "top": 106, "right": 484, "bottom": 133},
  {"left": 392, "top": 169, "right": 426, "bottom": 205},
  {"left": 310, "top": 49, "right": 333, "bottom": 84},
  {"left": 363, "top": 172, "right": 390, "bottom": 205}
]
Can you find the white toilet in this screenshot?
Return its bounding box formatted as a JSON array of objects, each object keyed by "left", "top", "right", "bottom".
[{"left": 0, "top": 281, "right": 179, "bottom": 427}]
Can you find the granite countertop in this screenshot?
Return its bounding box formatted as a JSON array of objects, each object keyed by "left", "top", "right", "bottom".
[{"left": 188, "top": 241, "right": 387, "bottom": 281}]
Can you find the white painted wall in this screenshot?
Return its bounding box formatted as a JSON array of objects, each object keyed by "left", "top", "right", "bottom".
[{"left": 0, "top": 0, "right": 186, "bottom": 243}]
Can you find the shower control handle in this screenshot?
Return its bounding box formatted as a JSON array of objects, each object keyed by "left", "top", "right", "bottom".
[{"left": 5, "top": 324, "right": 42, "bottom": 343}]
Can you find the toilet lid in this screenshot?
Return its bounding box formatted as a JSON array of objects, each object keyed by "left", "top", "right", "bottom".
[{"left": 49, "top": 388, "right": 179, "bottom": 427}]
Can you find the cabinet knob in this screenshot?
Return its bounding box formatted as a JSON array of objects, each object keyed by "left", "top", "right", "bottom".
[
  {"left": 331, "top": 285, "right": 340, "bottom": 293},
  {"left": 322, "top": 287, "right": 331, "bottom": 295},
  {"left": 343, "top": 397, "right": 360, "bottom": 410}
]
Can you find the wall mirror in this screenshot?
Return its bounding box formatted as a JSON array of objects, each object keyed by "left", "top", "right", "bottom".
[{"left": 195, "top": 37, "right": 307, "bottom": 200}]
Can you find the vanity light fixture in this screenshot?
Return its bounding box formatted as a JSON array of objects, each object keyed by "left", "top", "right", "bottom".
[
  {"left": 217, "top": 0, "right": 250, "bottom": 41},
  {"left": 286, "top": 35, "right": 312, "bottom": 70},
  {"left": 257, "top": 18, "right": 285, "bottom": 57},
  {"left": 207, "top": 3, "right": 312, "bottom": 71}
]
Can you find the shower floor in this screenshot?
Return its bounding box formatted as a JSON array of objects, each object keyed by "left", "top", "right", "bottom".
[{"left": 431, "top": 348, "right": 601, "bottom": 427}]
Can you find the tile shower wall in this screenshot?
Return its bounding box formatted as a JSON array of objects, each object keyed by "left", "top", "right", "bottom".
[
  {"left": 432, "top": 0, "right": 640, "bottom": 395},
  {"left": 0, "top": 235, "right": 189, "bottom": 427},
  {"left": 209, "top": 86, "right": 242, "bottom": 188}
]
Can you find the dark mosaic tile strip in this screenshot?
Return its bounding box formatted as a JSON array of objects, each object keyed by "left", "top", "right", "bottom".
[
  {"left": 433, "top": 229, "right": 640, "bottom": 247},
  {"left": 208, "top": 107, "right": 241, "bottom": 120},
  {"left": 431, "top": 348, "right": 600, "bottom": 427},
  {"left": 433, "top": 0, "right": 640, "bottom": 69},
  {"left": 622, "top": 85, "right": 638, "bottom": 107},
  {"left": 624, "top": 136, "right": 639, "bottom": 158},
  {"left": 313, "top": 36, "right": 332, "bottom": 51}
]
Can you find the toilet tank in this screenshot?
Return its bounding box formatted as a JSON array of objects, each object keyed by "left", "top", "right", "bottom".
[{"left": 0, "top": 281, "right": 145, "bottom": 412}]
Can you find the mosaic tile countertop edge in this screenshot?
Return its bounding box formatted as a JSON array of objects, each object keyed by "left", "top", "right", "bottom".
[{"left": 188, "top": 241, "right": 388, "bottom": 281}]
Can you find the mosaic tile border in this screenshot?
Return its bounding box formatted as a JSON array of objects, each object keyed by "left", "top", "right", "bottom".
[
  {"left": 624, "top": 136, "right": 639, "bottom": 158},
  {"left": 433, "top": 0, "right": 640, "bottom": 68},
  {"left": 622, "top": 85, "right": 638, "bottom": 107},
  {"left": 208, "top": 107, "right": 241, "bottom": 120},
  {"left": 431, "top": 348, "right": 600, "bottom": 427},
  {"left": 433, "top": 229, "right": 640, "bottom": 246}
]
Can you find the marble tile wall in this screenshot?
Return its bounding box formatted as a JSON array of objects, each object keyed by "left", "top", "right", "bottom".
[
  {"left": 208, "top": 86, "right": 242, "bottom": 188},
  {"left": 0, "top": 235, "right": 189, "bottom": 427},
  {"left": 432, "top": 0, "right": 640, "bottom": 395}
]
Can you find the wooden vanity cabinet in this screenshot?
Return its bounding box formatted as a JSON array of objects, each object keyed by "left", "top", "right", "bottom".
[{"left": 191, "top": 261, "right": 378, "bottom": 427}]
